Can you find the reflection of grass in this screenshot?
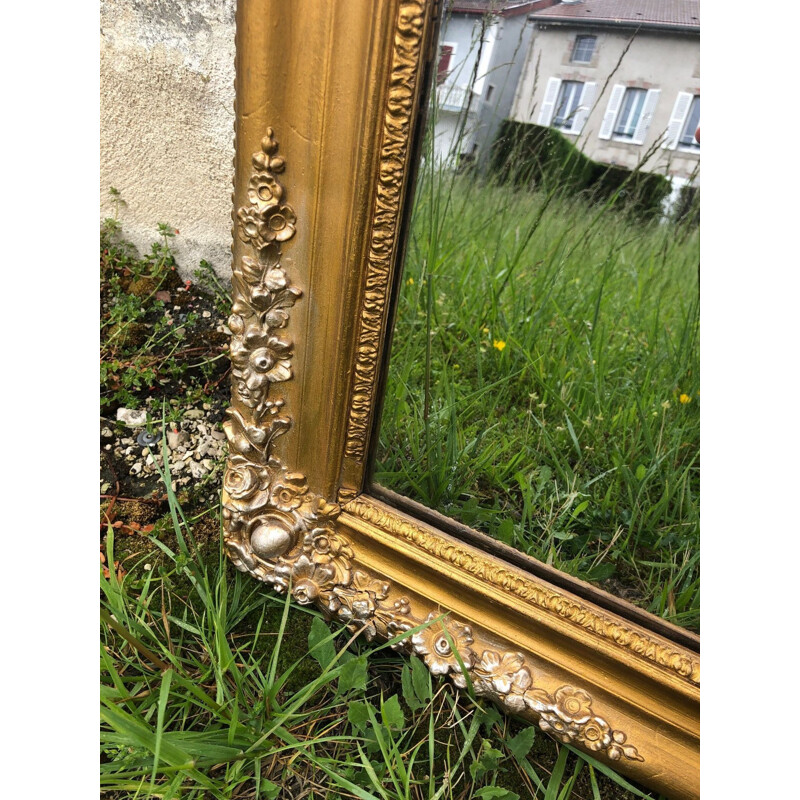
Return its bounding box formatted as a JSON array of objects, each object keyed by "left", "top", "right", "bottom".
[{"left": 374, "top": 173, "right": 700, "bottom": 631}]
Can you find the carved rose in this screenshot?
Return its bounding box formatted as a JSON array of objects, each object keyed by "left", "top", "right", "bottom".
[
  {"left": 411, "top": 613, "right": 474, "bottom": 677},
  {"left": 270, "top": 472, "right": 308, "bottom": 512},
  {"left": 248, "top": 173, "right": 283, "bottom": 207},
  {"left": 259, "top": 205, "right": 297, "bottom": 243},
  {"left": 223, "top": 456, "right": 271, "bottom": 512},
  {"left": 575, "top": 716, "right": 612, "bottom": 752},
  {"left": 327, "top": 570, "right": 390, "bottom": 638},
  {"left": 237, "top": 205, "right": 262, "bottom": 244},
  {"left": 248, "top": 342, "right": 292, "bottom": 383},
  {"left": 230, "top": 328, "right": 293, "bottom": 406},
  {"left": 303, "top": 527, "right": 353, "bottom": 564},
  {"left": 552, "top": 686, "right": 593, "bottom": 725},
  {"left": 237, "top": 201, "right": 296, "bottom": 249},
  {"left": 473, "top": 650, "right": 532, "bottom": 710},
  {"left": 538, "top": 711, "right": 580, "bottom": 743},
  {"left": 276, "top": 555, "right": 337, "bottom": 605}
]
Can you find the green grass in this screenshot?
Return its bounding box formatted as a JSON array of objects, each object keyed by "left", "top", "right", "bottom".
[
  {"left": 374, "top": 164, "right": 699, "bottom": 630},
  {"left": 101, "top": 443, "right": 662, "bottom": 799}
]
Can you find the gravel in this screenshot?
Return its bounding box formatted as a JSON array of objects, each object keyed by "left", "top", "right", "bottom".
[{"left": 100, "top": 398, "right": 228, "bottom": 493}]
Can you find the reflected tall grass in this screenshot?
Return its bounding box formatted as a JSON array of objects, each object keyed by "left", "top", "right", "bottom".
[{"left": 374, "top": 164, "right": 699, "bottom": 630}]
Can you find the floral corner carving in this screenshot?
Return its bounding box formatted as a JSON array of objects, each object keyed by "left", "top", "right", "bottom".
[
  {"left": 222, "top": 129, "right": 643, "bottom": 767},
  {"left": 221, "top": 131, "right": 413, "bottom": 641},
  {"left": 407, "top": 613, "right": 643, "bottom": 763}
]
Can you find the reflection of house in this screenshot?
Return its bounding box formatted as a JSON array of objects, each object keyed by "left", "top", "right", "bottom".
[
  {"left": 432, "top": 1, "right": 555, "bottom": 165},
  {"left": 508, "top": 0, "right": 700, "bottom": 191}
]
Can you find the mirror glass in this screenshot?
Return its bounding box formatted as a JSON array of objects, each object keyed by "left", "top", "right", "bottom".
[{"left": 372, "top": 2, "right": 700, "bottom": 632}]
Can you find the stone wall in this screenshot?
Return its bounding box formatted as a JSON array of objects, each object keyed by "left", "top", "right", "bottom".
[{"left": 100, "top": 1, "right": 236, "bottom": 279}]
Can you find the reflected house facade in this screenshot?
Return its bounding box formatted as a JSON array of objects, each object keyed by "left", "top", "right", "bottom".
[
  {"left": 432, "top": 1, "right": 555, "bottom": 166},
  {"left": 508, "top": 0, "right": 700, "bottom": 199}
]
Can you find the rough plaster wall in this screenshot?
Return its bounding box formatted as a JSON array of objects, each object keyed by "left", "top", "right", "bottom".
[{"left": 100, "top": 0, "right": 236, "bottom": 280}]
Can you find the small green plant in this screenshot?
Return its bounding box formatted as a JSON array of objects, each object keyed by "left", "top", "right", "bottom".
[
  {"left": 101, "top": 186, "right": 128, "bottom": 245},
  {"left": 194, "top": 259, "right": 231, "bottom": 316},
  {"left": 100, "top": 221, "right": 230, "bottom": 416}
]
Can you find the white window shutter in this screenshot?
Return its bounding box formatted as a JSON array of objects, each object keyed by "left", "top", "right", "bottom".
[
  {"left": 598, "top": 84, "right": 625, "bottom": 140},
  {"left": 663, "top": 91, "right": 693, "bottom": 149},
  {"left": 538, "top": 77, "right": 561, "bottom": 126},
  {"left": 632, "top": 89, "right": 660, "bottom": 145},
  {"left": 572, "top": 81, "right": 596, "bottom": 134}
]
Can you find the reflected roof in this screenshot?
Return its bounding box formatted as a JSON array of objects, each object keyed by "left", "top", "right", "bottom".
[{"left": 532, "top": 0, "right": 700, "bottom": 30}]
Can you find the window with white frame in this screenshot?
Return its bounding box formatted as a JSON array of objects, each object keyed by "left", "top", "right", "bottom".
[
  {"left": 664, "top": 92, "right": 700, "bottom": 150},
  {"left": 613, "top": 88, "right": 647, "bottom": 138},
  {"left": 571, "top": 35, "right": 596, "bottom": 64},
  {"left": 678, "top": 95, "right": 700, "bottom": 149},
  {"left": 538, "top": 77, "right": 596, "bottom": 135},
  {"left": 553, "top": 81, "right": 583, "bottom": 129},
  {"left": 599, "top": 84, "right": 661, "bottom": 145}
]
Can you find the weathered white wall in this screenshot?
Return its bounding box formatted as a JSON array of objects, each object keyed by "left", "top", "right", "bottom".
[{"left": 100, "top": 0, "right": 236, "bottom": 279}]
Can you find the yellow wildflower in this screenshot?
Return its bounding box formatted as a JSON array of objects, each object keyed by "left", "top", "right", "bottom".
[
  {"left": 493, "top": 340, "right": 506, "bottom": 352},
  {"left": 482, "top": 326, "right": 490, "bottom": 334},
  {"left": 679, "top": 393, "right": 691, "bottom": 404},
  {"left": 406, "top": 277, "right": 414, "bottom": 286}
]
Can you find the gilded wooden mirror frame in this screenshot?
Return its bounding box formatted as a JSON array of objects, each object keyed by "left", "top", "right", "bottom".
[{"left": 222, "top": 2, "right": 699, "bottom": 798}]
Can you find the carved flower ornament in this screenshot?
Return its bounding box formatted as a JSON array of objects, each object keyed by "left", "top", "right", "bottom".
[
  {"left": 473, "top": 650, "right": 533, "bottom": 712},
  {"left": 221, "top": 128, "right": 644, "bottom": 767},
  {"left": 237, "top": 202, "right": 297, "bottom": 248},
  {"left": 223, "top": 455, "right": 272, "bottom": 512},
  {"left": 411, "top": 613, "right": 475, "bottom": 680},
  {"left": 229, "top": 326, "right": 293, "bottom": 408},
  {"left": 248, "top": 172, "right": 283, "bottom": 207}
]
